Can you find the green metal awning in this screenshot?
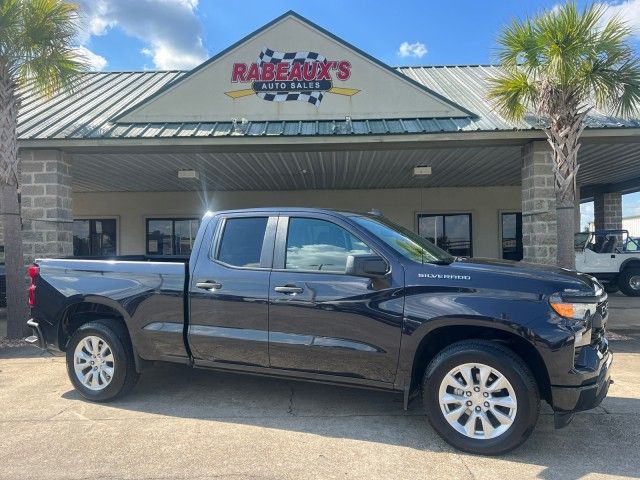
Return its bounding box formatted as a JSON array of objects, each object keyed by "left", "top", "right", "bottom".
[{"left": 16, "top": 66, "right": 640, "bottom": 141}]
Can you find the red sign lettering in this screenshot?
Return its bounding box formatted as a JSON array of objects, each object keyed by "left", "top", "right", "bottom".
[{"left": 232, "top": 58, "right": 352, "bottom": 83}]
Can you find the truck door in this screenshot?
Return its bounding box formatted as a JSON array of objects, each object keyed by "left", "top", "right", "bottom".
[
  {"left": 268, "top": 214, "right": 404, "bottom": 383},
  {"left": 188, "top": 214, "right": 276, "bottom": 367}
]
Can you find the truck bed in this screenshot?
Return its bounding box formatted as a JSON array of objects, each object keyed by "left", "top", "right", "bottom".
[{"left": 34, "top": 257, "right": 190, "bottom": 362}]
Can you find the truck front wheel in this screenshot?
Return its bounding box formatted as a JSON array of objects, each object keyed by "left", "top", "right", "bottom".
[
  {"left": 422, "top": 340, "right": 540, "bottom": 455},
  {"left": 618, "top": 268, "right": 640, "bottom": 296},
  {"left": 65, "top": 320, "right": 139, "bottom": 402}
]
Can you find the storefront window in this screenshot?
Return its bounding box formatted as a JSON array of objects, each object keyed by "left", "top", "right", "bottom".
[
  {"left": 146, "top": 218, "right": 199, "bottom": 256},
  {"left": 417, "top": 213, "right": 473, "bottom": 257},
  {"left": 73, "top": 219, "right": 117, "bottom": 257},
  {"left": 501, "top": 212, "right": 523, "bottom": 261}
]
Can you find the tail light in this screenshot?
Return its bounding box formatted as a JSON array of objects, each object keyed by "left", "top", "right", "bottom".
[{"left": 28, "top": 265, "right": 39, "bottom": 307}]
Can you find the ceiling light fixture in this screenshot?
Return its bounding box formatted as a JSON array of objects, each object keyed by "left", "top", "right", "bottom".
[
  {"left": 178, "top": 170, "right": 199, "bottom": 180},
  {"left": 412, "top": 166, "right": 432, "bottom": 176}
]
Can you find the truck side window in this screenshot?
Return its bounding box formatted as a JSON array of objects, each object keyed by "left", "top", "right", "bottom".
[
  {"left": 217, "top": 217, "right": 268, "bottom": 268},
  {"left": 285, "top": 218, "right": 371, "bottom": 272}
]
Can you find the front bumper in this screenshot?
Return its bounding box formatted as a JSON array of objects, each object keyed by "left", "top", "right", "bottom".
[
  {"left": 551, "top": 349, "right": 613, "bottom": 413},
  {"left": 543, "top": 291, "right": 612, "bottom": 427}
]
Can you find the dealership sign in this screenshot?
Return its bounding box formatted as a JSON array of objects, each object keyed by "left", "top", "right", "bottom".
[{"left": 225, "top": 48, "right": 360, "bottom": 106}]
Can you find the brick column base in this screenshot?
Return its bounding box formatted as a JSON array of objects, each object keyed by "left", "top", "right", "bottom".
[
  {"left": 522, "top": 141, "right": 557, "bottom": 265},
  {"left": 20, "top": 150, "right": 73, "bottom": 264}
]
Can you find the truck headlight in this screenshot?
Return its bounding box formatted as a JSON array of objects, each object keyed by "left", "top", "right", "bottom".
[{"left": 549, "top": 293, "right": 597, "bottom": 321}]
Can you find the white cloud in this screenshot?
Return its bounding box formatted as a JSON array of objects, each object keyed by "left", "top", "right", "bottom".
[
  {"left": 550, "top": 3, "right": 563, "bottom": 15},
  {"left": 74, "top": 46, "right": 108, "bottom": 71},
  {"left": 598, "top": 0, "right": 640, "bottom": 37},
  {"left": 623, "top": 192, "right": 640, "bottom": 216},
  {"left": 397, "top": 41, "right": 428, "bottom": 59},
  {"left": 75, "top": 0, "right": 207, "bottom": 70}
]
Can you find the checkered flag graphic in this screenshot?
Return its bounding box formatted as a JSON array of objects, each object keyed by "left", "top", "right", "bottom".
[{"left": 257, "top": 48, "right": 326, "bottom": 106}]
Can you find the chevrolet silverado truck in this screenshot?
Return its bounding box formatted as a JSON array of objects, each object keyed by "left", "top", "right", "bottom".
[{"left": 26, "top": 208, "right": 612, "bottom": 455}]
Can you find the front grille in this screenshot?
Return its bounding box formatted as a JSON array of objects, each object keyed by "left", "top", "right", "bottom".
[
  {"left": 591, "top": 299, "right": 608, "bottom": 353},
  {"left": 574, "top": 298, "right": 609, "bottom": 368}
]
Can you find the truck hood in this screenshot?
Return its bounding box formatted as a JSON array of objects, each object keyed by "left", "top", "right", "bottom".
[{"left": 413, "top": 257, "right": 601, "bottom": 296}]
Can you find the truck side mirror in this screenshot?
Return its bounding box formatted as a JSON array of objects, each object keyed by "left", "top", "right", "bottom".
[{"left": 345, "top": 254, "right": 389, "bottom": 277}]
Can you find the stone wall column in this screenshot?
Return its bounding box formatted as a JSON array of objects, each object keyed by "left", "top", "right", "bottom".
[
  {"left": 522, "top": 141, "right": 557, "bottom": 265},
  {"left": 20, "top": 150, "right": 73, "bottom": 264},
  {"left": 594, "top": 191, "right": 622, "bottom": 231}
]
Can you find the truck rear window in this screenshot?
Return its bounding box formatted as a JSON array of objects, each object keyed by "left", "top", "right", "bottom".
[{"left": 217, "top": 217, "right": 268, "bottom": 267}]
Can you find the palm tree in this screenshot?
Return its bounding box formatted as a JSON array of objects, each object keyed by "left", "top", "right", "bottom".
[
  {"left": 1, "top": 0, "right": 85, "bottom": 338},
  {"left": 488, "top": 2, "right": 640, "bottom": 269}
]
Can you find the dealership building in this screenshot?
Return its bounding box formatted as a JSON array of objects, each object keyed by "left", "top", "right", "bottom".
[{"left": 7, "top": 11, "right": 640, "bottom": 266}]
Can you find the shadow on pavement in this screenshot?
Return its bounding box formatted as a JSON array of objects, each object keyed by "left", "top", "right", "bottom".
[
  {"left": 60, "top": 342, "right": 640, "bottom": 480},
  {"left": 0, "top": 343, "right": 58, "bottom": 359}
]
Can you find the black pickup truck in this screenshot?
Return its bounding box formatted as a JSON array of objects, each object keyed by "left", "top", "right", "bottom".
[{"left": 27, "top": 208, "right": 612, "bottom": 455}]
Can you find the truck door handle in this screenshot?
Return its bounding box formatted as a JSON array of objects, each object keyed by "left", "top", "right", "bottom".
[
  {"left": 274, "top": 285, "right": 303, "bottom": 294},
  {"left": 196, "top": 281, "right": 222, "bottom": 291}
]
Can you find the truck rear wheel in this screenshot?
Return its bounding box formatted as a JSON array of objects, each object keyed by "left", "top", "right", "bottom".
[
  {"left": 618, "top": 268, "right": 640, "bottom": 296},
  {"left": 422, "top": 340, "right": 540, "bottom": 455},
  {"left": 65, "top": 320, "right": 139, "bottom": 402}
]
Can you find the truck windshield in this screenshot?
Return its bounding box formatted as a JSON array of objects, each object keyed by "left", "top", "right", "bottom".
[{"left": 351, "top": 215, "right": 455, "bottom": 265}]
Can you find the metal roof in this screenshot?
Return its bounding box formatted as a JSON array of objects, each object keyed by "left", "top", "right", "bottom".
[{"left": 17, "top": 65, "right": 640, "bottom": 141}]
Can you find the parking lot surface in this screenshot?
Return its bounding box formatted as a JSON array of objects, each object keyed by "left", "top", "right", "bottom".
[
  {"left": 607, "top": 293, "right": 640, "bottom": 330},
  {"left": 1, "top": 332, "right": 639, "bottom": 480}
]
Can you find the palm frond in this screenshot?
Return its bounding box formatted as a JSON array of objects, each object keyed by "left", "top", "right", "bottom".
[
  {"left": 0, "top": 0, "right": 21, "bottom": 66},
  {"left": 610, "top": 59, "right": 640, "bottom": 117},
  {"left": 487, "top": 68, "right": 537, "bottom": 121},
  {"left": 18, "top": 46, "right": 85, "bottom": 96},
  {"left": 3, "top": 0, "right": 87, "bottom": 95},
  {"left": 489, "top": 1, "right": 640, "bottom": 120},
  {"left": 495, "top": 18, "right": 540, "bottom": 70}
]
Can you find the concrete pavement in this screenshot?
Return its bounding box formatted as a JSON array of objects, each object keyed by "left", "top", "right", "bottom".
[
  {"left": 0, "top": 333, "right": 639, "bottom": 480},
  {"left": 607, "top": 293, "right": 640, "bottom": 330}
]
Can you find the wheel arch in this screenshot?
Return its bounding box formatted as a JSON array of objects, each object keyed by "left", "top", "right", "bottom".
[
  {"left": 405, "top": 322, "right": 551, "bottom": 404},
  {"left": 56, "top": 297, "right": 143, "bottom": 372},
  {"left": 620, "top": 258, "right": 640, "bottom": 272}
]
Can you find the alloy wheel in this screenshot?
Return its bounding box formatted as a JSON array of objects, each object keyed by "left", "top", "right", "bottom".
[
  {"left": 73, "top": 335, "right": 115, "bottom": 391},
  {"left": 438, "top": 362, "right": 518, "bottom": 439}
]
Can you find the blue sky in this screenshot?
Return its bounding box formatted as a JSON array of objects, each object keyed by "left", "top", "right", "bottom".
[
  {"left": 74, "top": 0, "right": 640, "bottom": 221},
  {"left": 76, "top": 1, "right": 640, "bottom": 70}
]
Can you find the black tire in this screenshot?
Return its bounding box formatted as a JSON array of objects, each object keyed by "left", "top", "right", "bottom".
[
  {"left": 65, "top": 320, "right": 139, "bottom": 402},
  {"left": 618, "top": 268, "right": 640, "bottom": 296},
  {"left": 422, "top": 340, "right": 540, "bottom": 455}
]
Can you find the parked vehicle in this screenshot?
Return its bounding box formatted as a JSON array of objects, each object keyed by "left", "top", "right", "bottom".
[
  {"left": 26, "top": 208, "right": 612, "bottom": 455},
  {"left": 575, "top": 230, "right": 640, "bottom": 296}
]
